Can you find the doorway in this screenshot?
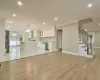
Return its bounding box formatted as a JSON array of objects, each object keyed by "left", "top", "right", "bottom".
[
  {"left": 57, "top": 29, "right": 62, "bottom": 51},
  {"left": 9, "top": 31, "right": 22, "bottom": 60}
]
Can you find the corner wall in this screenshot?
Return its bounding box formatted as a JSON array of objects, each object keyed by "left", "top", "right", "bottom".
[
  {"left": 62, "top": 22, "right": 79, "bottom": 54},
  {"left": 56, "top": 22, "right": 79, "bottom": 55},
  {"left": 93, "top": 32, "right": 100, "bottom": 48},
  {"left": 0, "top": 19, "right": 5, "bottom": 62}
]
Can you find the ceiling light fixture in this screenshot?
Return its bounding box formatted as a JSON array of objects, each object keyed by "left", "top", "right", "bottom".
[
  {"left": 17, "top": 1, "right": 23, "bottom": 6},
  {"left": 99, "top": 23, "right": 100, "bottom": 26},
  {"left": 84, "top": 29, "right": 87, "bottom": 31},
  {"left": 13, "top": 14, "right": 16, "bottom": 17},
  {"left": 54, "top": 17, "right": 58, "bottom": 21},
  {"left": 43, "top": 22, "right": 46, "bottom": 25},
  {"left": 88, "top": 3, "right": 92, "bottom": 8},
  {"left": 25, "top": 29, "right": 30, "bottom": 32}
]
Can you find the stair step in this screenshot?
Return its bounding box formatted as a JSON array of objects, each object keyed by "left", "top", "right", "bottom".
[
  {"left": 84, "top": 49, "right": 87, "bottom": 51},
  {"left": 79, "top": 42, "right": 84, "bottom": 44},
  {"left": 81, "top": 46, "right": 86, "bottom": 48}
]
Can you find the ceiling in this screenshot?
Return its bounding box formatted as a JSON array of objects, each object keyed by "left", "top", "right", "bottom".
[{"left": 0, "top": 0, "right": 100, "bottom": 31}]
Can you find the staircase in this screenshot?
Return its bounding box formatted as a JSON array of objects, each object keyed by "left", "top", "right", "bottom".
[{"left": 79, "top": 28, "right": 93, "bottom": 57}]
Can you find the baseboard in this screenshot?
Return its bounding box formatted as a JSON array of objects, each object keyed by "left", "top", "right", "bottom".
[
  {"left": 48, "top": 50, "right": 58, "bottom": 53},
  {"left": 62, "top": 51, "right": 79, "bottom": 56},
  {"left": 62, "top": 51, "right": 94, "bottom": 58},
  {"left": 79, "top": 54, "right": 94, "bottom": 58}
]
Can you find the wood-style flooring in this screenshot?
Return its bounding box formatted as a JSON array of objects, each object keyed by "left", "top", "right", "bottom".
[{"left": 0, "top": 51, "right": 100, "bottom": 80}]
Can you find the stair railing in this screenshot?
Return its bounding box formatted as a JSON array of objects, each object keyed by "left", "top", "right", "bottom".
[{"left": 79, "top": 28, "right": 92, "bottom": 55}]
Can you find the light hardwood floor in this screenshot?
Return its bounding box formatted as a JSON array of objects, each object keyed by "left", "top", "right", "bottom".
[{"left": 0, "top": 51, "right": 100, "bottom": 80}]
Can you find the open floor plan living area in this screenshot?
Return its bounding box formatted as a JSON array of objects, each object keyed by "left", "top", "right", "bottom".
[{"left": 0, "top": 0, "right": 100, "bottom": 80}]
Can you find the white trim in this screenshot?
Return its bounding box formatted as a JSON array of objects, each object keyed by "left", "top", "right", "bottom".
[
  {"left": 62, "top": 51, "right": 94, "bottom": 58},
  {"left": 57, "top": 20, "right": 78, "bottom": 28},
  {"left": 93, "top": 47, "right": 100, "bottom": 49},
  {"left": 79, "top": 54, "right": 93, "bottom": 58},
  {"left": 48, "top": 50, "right": 58, "bottom": 52},
  {"left": 62, "top": 51, "right": 79, "bottom": 56}
]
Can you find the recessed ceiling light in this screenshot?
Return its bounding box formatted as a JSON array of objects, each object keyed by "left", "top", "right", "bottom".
[
  {"left": 13, "top": 14, "right": 16, "bottom": 17},
  {"left": 84, "top": 29, "right": 87, "bottom": 31},
  {"left": 99, "top": 23, "right": 100, "bottom": 26},
  {"left": 17, "top": 1, "right": 23, "bottom": 6},
  {"left": 54, "top": 17, "right": 58, "bottom": 21},
  {"left": 43, "top": 22, "right": 46, "bottom": 25},
  {"left": 88, "top": 3, "right": 92, "bottom": 8},
  {"left": 25, "top": 29, "right": 30, "bottom": 32}
]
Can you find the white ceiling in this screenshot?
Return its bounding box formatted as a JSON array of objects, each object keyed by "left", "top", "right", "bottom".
[{"left": 0, "top": 0, "right": 100, "bottom": 31}]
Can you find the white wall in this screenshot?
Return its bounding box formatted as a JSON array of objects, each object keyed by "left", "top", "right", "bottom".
[
  {"left": 0, "top": 19, "right": 5, "bottom": 62},
  {"left": 61, "top": 22, "right": 79, "bottom": 54},
  {"left": 93, "top": 32, "right": 100, "bottom": 47}
]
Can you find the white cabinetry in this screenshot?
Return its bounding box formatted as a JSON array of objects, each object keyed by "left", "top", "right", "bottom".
[{"left": 43, "top": 28, "right": 55, "bottom": 37}]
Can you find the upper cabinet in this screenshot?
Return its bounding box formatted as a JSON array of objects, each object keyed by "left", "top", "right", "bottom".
[
  {"left": 23, "top": 28, "right": 55, "bottom": 41},
  {"left": 43, "top": 28, "right": 55, "bottom": 37}
]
